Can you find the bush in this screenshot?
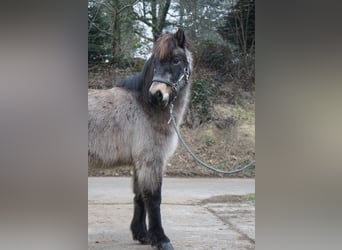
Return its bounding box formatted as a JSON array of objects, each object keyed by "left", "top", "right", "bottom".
[
  {"left": 194, "top": 40, "right": 255, "bottom": 91},
  {"left": 188, "top": 78, "right": 218, "bottom": 126},
  {"left": 194, "top": 40, "right": 232, "bottom": 73}
]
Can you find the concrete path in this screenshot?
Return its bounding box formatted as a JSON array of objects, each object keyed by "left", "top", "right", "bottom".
[{"left": 88, "top": 177, "right": 255, "bottom": 250}]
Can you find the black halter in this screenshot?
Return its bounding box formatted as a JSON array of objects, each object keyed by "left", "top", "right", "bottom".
[{"left": 151, "top": 67, "right": 191, "bottom": 103}]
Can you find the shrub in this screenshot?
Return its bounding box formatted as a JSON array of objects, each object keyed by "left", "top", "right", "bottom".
[
  {"left": 194, "top": 40, "right": 232, "bottom": 73},
  {"left": 189, "top": 79, "right": 218, "bottom": 126}
]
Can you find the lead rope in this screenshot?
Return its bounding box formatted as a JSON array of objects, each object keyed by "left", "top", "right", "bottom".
[{"left": 168, "top": 104, "right": 255, "bottom": 174}]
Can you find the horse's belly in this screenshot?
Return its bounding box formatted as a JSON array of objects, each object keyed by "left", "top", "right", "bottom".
[{"left": 88, "top": 88, "right": 137, "bottom": 166}]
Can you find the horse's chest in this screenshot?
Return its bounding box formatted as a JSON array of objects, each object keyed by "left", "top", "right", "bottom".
[{"left": 156, "top": 131, "right": 178, "bottom": 160}]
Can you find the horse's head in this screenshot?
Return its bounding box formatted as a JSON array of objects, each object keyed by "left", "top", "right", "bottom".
[{"left": 148, "top": 29, "right": 192, "bottom": 107}]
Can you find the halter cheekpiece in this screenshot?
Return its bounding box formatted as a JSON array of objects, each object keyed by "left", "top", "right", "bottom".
[{"left": 151, "top": 66, "right": 190, "bottom": 104}]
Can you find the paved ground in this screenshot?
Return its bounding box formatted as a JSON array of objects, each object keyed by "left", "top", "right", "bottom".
[{"left": 88, "top": 177, "right": 255, "bottom": 250}]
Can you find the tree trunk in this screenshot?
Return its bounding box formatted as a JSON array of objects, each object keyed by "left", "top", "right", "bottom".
[
  {"left": 140, "top": 0, "right": 171, "bottom": 41},
  {"left": 112, "top": 11, "right": 121, "bottom": 65},
  {"left": 157, "top": 0, "right": 171, "bottom": 36}
]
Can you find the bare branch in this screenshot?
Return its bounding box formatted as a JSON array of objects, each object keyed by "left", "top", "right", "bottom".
[
  {"left": 92, "top": 23, "right": 112, "bottom": 35},
  {"left": 167, "top": 12, "right": 182, "bottom": 18},
  {"left": 118, "top": 0, "right": 139, "bottom": 13},
  {"left": 143, "top": 0, "right": 146, "bottom": 16},
  {"left": 134, "top": 30, "right": 153, "bottom": 42},
  {"left": 88, "top": 3, "right": 103, "bottom": 32},
  {"left": 151, "top": 0, "right": 157, "bottom": 30},
  {"left": 102, "top": 2, "right": 115, "bottom": 14},
  {"left": 164, "top": 20, "right": 178, "bottom": 27},
  {"left": 157, "top": 0, "right": 171, "bottom": 33},
  {"left": 133, "top": 10, "right": 157, "bottom": 30}
]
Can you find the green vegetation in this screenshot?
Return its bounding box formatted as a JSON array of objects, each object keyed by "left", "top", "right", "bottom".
[
  {"left": 204, "top": 135, "right": 213, "bottom": 147},
  {"left": 191, "top": 79, "right": 218, "bottom": 122},
  {"left": 243, "top": 193, "right": 256, "bottom": 202},
  {"left": 230, "top": 105, "right": 255, "bottom": 124},
  {"left": 201, "top": 193, "right": 255, "bottom": 204},
  {"left": 218, "top": 160, "right": 228, "bottom": 169}
]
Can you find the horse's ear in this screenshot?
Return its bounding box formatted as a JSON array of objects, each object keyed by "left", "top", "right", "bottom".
[{"left": 174, "top": 28, "right": 185, "bottom": 48}]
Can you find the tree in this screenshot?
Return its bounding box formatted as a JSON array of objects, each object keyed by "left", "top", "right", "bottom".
[
  {"left": 88, "top": 0, "right": 112, "bottom": 56},
  {"left": 88, "top": 0, "right": 138, "bottom": 65},
  {"left": 217, "top": 0, "right": 255, "bottom": 85},
  {"left": 108, "top": 0, "right": 138, "bottom": 64},
  {"left": 134, "top": 0, "right": 172, "bottom": 40},
  {"left": 175, "top": 0, "right": 229, "bottom": 43},
  {"left": 218, "top": 0, "right": 255, "bottom": 58}
]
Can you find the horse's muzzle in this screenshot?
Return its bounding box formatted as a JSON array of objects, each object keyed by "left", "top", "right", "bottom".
[{"left": 149, "top": 82, "right": 172, "bottom": 107}]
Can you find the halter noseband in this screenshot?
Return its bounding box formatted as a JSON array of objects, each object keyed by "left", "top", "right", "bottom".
[{"left": 151, "top": 67, "right": 191, "bottom": 102}]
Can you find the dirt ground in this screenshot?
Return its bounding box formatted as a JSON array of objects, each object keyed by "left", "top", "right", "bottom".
[{"left": 88, "top": 64, "right": 255, "bottom": 178}]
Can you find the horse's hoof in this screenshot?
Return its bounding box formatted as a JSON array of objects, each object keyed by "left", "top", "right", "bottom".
[
  {"left": 157, "top": 242, "right": 174, "bottom": 250},
  {"left": 132, "top": 233, "right": 151, "bottom": 245},
  {"left": 138, "top": 236, "right": 151, "bottom": 245}
]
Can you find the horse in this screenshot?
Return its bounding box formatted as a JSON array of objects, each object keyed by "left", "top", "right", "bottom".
[{"left": 88, "top": 29, "right": 192, "bottom": 250}]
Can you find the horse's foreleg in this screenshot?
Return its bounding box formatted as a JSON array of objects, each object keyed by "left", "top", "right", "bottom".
[
  {"left": 130, "top": 171, "right": 150, "bottom": 244},
  {"left": 143, "top": 185, "right": 174, "bottom": 250},
  {"left": 137, "top": 164, "right": 174, "bottom": 250}
]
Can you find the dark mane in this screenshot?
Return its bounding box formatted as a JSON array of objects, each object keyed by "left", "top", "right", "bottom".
[
  {"left": 116, "top": 57, "right": 153, "bottom": 93},
  {"left": 116, "top": 73, "right": 143, "bottom": 91}
]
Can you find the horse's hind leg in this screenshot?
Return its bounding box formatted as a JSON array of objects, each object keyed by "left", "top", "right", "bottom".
[{"left": 130, "top": 170, "right": 150, "bottom": 244}]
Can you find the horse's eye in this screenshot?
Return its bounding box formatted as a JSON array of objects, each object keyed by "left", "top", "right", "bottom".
[{"left": 172, "top": 58, "right": 180, "bottom": 65}]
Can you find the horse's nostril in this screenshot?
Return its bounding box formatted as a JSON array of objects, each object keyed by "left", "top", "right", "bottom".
[{"left": 155, "top": 90, "right": 163, "bottom": 102}]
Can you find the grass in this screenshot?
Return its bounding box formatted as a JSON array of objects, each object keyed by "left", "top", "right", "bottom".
[
  {"left": 243, "top": 193, "right": 255, "bottom": 202},
  {"left": 218, "top": 160, "right": 228, "bottom": 169},
  {"left": 230, "top": 105, "right": 255, "bottom": 124},
  {"left": 201, "top": 193, "right": 255, "bottom": 204},
  {"left": 204, "top": 135, "right": 213, "bottom": 147}
]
